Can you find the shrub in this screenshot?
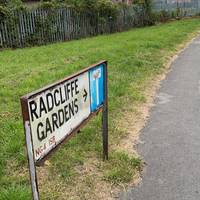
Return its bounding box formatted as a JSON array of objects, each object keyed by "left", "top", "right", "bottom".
[
  {"left": 39, "top": 1, "right": 57, "bottom": 9},
  {"left": 133, "top": 0, "right": 156, "bottom": 25},
  {"left": 0, "top": 5, "right": 9, "bottom": 20},
  {"left": 61, "top": 0, "right": 119, "bottom": 19},
  {"left": 159, "top": 9, "right": 171, "bottom": 22},
  {"left": 0, "top": 0, "right": 7, "bottom": 6},
  {"left": 97, "top": 0, "right": 119, "bottom": 19}
]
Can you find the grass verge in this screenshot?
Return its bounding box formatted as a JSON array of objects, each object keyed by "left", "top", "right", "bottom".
[{"left": 0, "top": 18, "right": 200, "bottom": 199}]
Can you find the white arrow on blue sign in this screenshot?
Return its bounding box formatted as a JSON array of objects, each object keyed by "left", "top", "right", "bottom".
[{"left": 89, "top": 64, "right": 105, "bottom": 112}]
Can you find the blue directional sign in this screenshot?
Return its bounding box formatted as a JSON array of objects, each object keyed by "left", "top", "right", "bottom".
[{"left": 89, "top": 64, "right": 105, "bottom": 112}]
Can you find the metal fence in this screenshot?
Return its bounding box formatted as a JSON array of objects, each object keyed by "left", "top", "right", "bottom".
[
  {"left": 0, "top": 6, "right": 145, "bottom": 49},
  {"left": 1, "top": 2, "right": 199, "bottom": 49},
  {"left": 152, "top": 0, "right": 200, "bottom": 16}
]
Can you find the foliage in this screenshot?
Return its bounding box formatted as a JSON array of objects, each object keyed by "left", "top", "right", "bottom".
[
  {"left": 0, "top": 0, "right": 121, "bottom": 38},
  {"left": 0, "top": 0, "right": 24, "bottom": 10},
  {"left": 61, "top": 0, "right": 120, "bottom": 19},
  {"left": 133, "top": 0, "right": 156, "bottom": 25},
  {"left": 150, "top": 9, "right": 184, "bottom": 23},
  {"left": 0, "top": 0, "right": 25, "bottom": 21},
  {"left": 39, "top": 1, "right": 57, "bottom": 9},
  {"left": 0, "top": 0, "right": 120, "bottom": 19},
  {"left": 159, "top": 10, "right": 171, "bottom": 22},
  {"left": 97, "top": 0, "right": 119, "bottom": 18},
  {"left": 0, "top": 1, "right": 147, "bottom": 48},
  {"left": 0, "top": 0, "right": 190, "bottom": 49},
  {"left": 0, "top": 5, "right": 8, "bottom": 20},
  {"left": 0, "top": 0, "right": 7, "bottom": 6},
  {"left": 150, "top": 10, "right": 171, "bottom": 23},
  {"left": 38, "top": 0, "right": 66, "bottom": 9}
]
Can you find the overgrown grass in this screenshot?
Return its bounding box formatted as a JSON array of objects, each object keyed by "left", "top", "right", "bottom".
[
  {"left": 1, "top": 19, "right": 200, "bottom": 199},
  {"left": 103, "top": 151, "right": 142, "bottom": 184}
]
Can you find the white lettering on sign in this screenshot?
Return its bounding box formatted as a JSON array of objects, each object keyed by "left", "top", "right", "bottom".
[{"left": 28, "top": 72, "right": 90, "bottom": 161}]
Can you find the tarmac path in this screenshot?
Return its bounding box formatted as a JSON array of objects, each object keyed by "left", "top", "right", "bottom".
[{"left": 120, "top": 36, "right": 200, "bottom": 200}]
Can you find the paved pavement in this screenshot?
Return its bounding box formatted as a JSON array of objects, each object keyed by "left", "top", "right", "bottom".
[{"left": 120, "top": 36, "right": 200, "bottom": 200}]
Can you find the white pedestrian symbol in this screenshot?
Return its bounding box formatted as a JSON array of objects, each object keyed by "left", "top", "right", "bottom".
[{"left": 93, "top": 69, "right": 101, "bottom": 105}]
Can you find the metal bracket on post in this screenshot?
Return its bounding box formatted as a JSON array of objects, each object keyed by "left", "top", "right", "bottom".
[{"left": 102, "top": 62, "right": 108, "bottom": 161}]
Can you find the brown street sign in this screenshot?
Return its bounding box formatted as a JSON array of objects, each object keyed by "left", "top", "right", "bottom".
[{"left": 20, "top": 61, "right": 108, "bottom": 200}]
